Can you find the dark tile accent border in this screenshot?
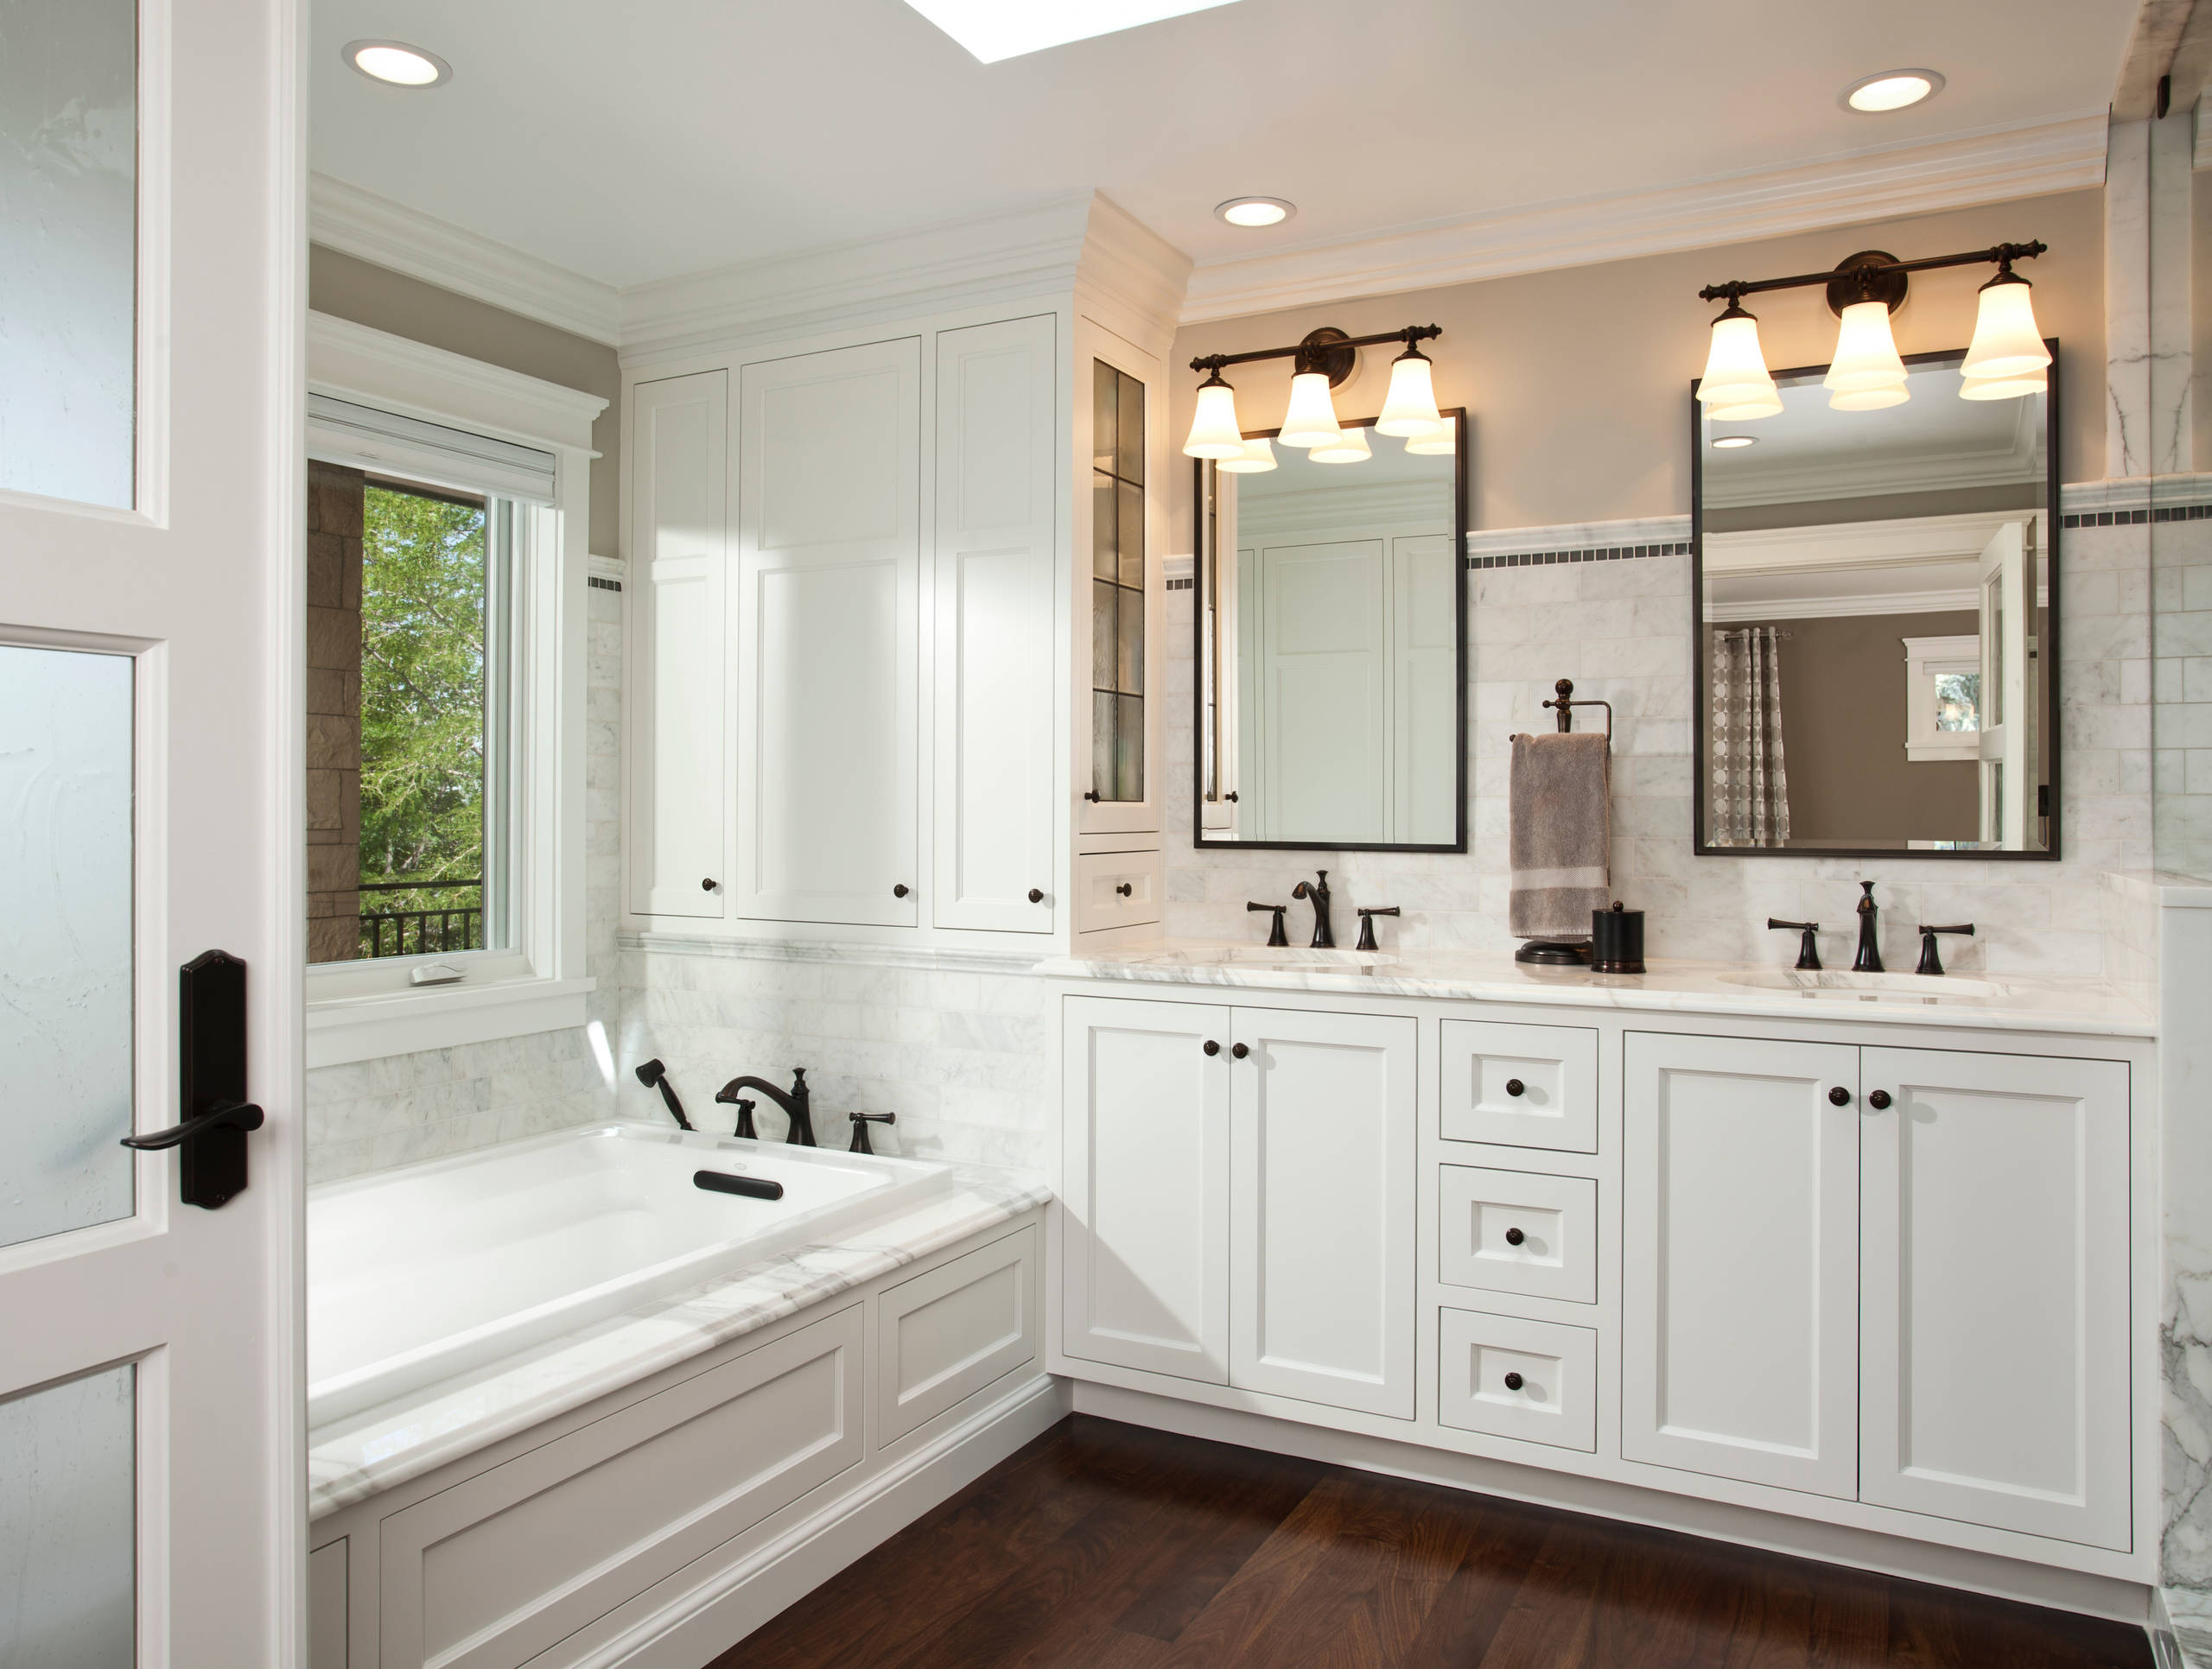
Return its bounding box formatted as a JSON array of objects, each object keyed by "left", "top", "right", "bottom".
[
  {"left": 1467, "top": 541, "right": 1692, "bottom": 570},
  {"left": 2061, "top": 504, "right": 2212, "bottom": 528},
  {"left": 588, "top": 574, "right": 623, "bottom": 593},
  {"left": 1166, "top": 576, "right": 1193, "bottom": 591}
]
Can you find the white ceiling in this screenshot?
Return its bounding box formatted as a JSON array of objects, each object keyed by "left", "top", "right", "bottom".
[{"left": 309, "top": 0, "right": 2136, "bottom": 295}]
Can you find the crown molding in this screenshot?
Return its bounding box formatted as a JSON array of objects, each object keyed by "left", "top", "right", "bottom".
[
  {"left": 307, "top": 311, "right": 607, "bottom": 454},
  {"left": 309, "top": 173, "right": 622, "bottom": 347},
  {"left": 1180, "top": 112, "right": 2110, "bottom": 325},
  {"left": 1705, "top": 510, "right": 2032, "bottom": 576},
  {"left": 1074, "top": 192, "right": 1192, "bottom": 359}
]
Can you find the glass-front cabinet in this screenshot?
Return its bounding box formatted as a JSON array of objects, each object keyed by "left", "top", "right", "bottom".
[{"left": 1080, "top": 344, "right": 1162, "bottom": 837}]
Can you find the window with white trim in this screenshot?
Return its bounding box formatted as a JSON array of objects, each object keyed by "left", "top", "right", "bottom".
[{"left": 1903, "top": 633, "right": 1981, "bottom": 763}]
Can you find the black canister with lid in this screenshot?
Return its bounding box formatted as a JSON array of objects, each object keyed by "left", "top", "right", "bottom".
[{"left": 1591, "top": 901, "right": 1645, "bottom": 974}]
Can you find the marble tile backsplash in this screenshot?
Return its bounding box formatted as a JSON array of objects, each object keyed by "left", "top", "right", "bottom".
[{"left": 1166, "top": 513, "right": 2154, "bottom": 980}]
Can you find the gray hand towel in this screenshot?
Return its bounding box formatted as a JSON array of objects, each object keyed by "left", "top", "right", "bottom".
[{"left": 1510, "top": 731, "right": 1611, "bottom": 941}]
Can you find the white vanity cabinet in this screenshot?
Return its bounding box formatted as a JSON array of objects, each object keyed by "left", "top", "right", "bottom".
[{"left": 1058, "top": 995, "right": 1416, "bottom": 1417}]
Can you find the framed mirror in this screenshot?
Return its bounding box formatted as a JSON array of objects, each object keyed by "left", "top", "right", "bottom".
[
  {"left": 1192, "top": 409, "right": 1468, "bottom": 851},
  {"left": 1693, "top": 348, "right": 2058, "bottom": 858}
]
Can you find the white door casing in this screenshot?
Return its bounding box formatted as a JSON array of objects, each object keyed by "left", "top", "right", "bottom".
[
  {"left": 735, "top": 339, "right": 922, "bottom": 927},
  {"left": 1976, "top": 519, "right": 2031, "bottom": 849},
  {"left": 0, "top": 1, "right": 305, "bottom": 1663},
  {"left": 1623, "top": 1032, "right": 1859, "bottom": 1497}
]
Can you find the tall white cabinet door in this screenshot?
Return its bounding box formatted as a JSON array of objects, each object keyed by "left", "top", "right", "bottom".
[
  {"left": 932, "top": 316, "right": 1058, "bottom": 933},
  {"left": 630, "top": 371, "right": 730, "bottom": 917},
  {"left": 1061, "top": 997, "right": 1232, "bottom": 1383},
  {"left": 1623, "top": 1033, "right": 1859, "bottom": 1497},
  {"left": 1859, "top": 1048, "right": 2132, "bottom": 1548},
  {"left": 736, "top": 340, "right": 922, "bottom": 926},
  {"left": 1230, "top": 1008, "right": 1418, "bottom": 1418}
]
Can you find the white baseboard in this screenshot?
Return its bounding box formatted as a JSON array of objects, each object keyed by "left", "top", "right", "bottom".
[
  {"left": 1072, "top": 1381, "right": 2154, "bottom": 1629},
  {"left": 591, "top": 1372, "right": 1071, "bottom": 1669}
]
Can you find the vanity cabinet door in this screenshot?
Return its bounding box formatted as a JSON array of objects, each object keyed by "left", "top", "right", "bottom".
[
  {"left": 1858, "top": 1048, "right": 2131, "bottom": 1549},
  {"left": 628, "top": 370, "right": 729, "bottom": 919},
  {"left": 1623, "top": 1032, "right": 1859, "bottom": 1498},
  {"left": 932, "top": 315, "right": 1058, "bottom": 934},
  {"left": 1229, "top": 1007, "right": 1418, "bottom": 1418},
  {"left": 734, "top": 338, "right": 922, "bottom": 927},
  {"left": 1061, "top": 997, "right": 1231, "bottom": 1382}
]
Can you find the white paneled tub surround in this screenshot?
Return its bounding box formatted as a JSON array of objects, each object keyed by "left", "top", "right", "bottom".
[{"left": 308, "top": 1123, "right": 954, "bottom": 1426}]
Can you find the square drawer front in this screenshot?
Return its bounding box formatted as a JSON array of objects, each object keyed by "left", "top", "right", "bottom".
[
  {"left": 1438, "top": 1166, "right": 1597, "bottom": 1304},
  {"left": 1440, "top": 1019, "right": 1598, "bottom": 1152},
  {"left": 1075, "top": 849, "right": 1162, "bottom": 934},
  {"left": 1438, "top": 1308, "right": 1598, "bottom": 1452}
]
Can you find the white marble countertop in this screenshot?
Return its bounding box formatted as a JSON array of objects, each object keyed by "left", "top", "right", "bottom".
[
  {"left": 307, "top": 1162, "right": 1051, "bottom": 1518},
  {"left": 1037, "top": 942, "right": 2157, "bottom": 1038}
]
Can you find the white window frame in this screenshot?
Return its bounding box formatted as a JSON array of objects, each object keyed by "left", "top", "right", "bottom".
[
  {"left": 304, "top": 313, "right": 606, "bottom": 1066},
  {"left": 1903, "top": 633, "right": 1981, "bottom": 764}
]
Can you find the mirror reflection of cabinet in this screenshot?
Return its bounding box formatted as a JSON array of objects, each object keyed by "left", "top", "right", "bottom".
[
  {"left": 1694, "top": 349, "right": 2057, "bottom": 857},
  {"left": 1193, "top": 410, "right": 1468, "bottom": 853}
]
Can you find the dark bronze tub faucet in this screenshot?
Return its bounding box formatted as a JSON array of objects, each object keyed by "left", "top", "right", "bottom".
[
  {"left": 633, "top": 1059, "right": 694, "bottom": 1131},
  {"left": 716, "top": 1068, "right": 817, "bottom": 1146}
]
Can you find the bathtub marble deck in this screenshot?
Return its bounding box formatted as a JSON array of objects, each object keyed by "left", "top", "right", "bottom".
[
  {"left": 1039, "top": 942, "right": 2157, "bottom": 1037},
  {"left": 307, "top": 1162, "right": 1050, "bottom": 1516}
]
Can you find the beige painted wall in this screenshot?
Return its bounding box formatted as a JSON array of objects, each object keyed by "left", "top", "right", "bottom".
[
  {"left": 308, "top": 245, "right": 621, "bottom": 553},
  {"left": 1169, "top": 188, "right": 2104, "bottom": 536}
]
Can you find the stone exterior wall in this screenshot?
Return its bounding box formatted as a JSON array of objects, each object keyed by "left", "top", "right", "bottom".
[{"left": 306, "top": 461, "right": 364, "bottom": 964}]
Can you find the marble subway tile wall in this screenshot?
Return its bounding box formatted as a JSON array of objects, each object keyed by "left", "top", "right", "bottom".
[
  {"left": 303, "top": 581, "right": 626, "bottom": 1184},
  {"left": 613, "top": 944, "right": 1052, "bottom": 1172},
  {"left": 2153, "top": 503, "right": 2212, "bottom": 878},
  {"left": 1166, "top": 511, "right": 2152, "bottom": 978}
]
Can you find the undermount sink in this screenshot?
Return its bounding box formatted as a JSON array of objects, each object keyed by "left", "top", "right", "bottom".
[
  {"left": 1717, "top": 969, "right": 2000, "bottom": 1003},
  {"left": 1151, "top": 945, "right": 1402, "bottom": 975}
]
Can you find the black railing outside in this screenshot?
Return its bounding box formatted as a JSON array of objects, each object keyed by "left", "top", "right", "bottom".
[{"left": 359, "top": 879, "right": 483, "bottom": 959}]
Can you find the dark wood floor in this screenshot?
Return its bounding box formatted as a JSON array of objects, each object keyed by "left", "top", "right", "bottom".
[{"left": 712, "top": 1415, "right": 2151, "bottom": 1669}]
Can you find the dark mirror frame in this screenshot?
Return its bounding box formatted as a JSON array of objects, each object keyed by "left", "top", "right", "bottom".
[
  {"left": 1192, "top": 407, "right": 1470, "bottom": 854},
  {"left": 1689, "top": 344, "right": 2062, "bottom": 861}
]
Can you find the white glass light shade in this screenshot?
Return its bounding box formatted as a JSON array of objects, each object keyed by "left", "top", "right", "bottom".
[
  {"left": 1217, "top": 435, "right": 1278, "bottom": 472},
  {"left": 1182, "top": 379, "right": 1245, "bottom": 459},
  {"left": 1708, "top": 393, "right": 1784, "bottom": 421},
  {"left": 1961, "top": 276, "right": 2050, "bottom": 382},
  {"left": 1828, "top": 385, "right": 1910, "bottom": 411},
  {"left": 1309, "top": 425, "right": 1372, "bottom": 463},
  {"left": 1958, "top": 369, "right": 2048, "bottom": 401},
  {"left": 1278, "top": 371, "right": 1344, "bottom": 448},
  {"left": 1404, "top": 422, "right": 1455, "bottom": 455},
  {"left": 1697, "top": 311, "right": 1780, "bottom": 414},
  {"left": 1375, "top": 352, "right": 1443, "bottom": 437},
  {"left": 1824, "top": 300, "right": 1908, "bottom": 395}
]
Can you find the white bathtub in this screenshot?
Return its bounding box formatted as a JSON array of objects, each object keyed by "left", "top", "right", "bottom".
[{"left": 308, "top": 1122, "right": 953, "bottom": 1427}]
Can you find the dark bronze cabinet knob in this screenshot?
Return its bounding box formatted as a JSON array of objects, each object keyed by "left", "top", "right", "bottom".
[
  {"left": 1503, "top": 1372, "right": 1525, "bottom": 1392},
  {"left": 1204, "top": 1040, "right": 1221, "bottom": 1057},
  {"left": 1828, "top": 1086, "right": 1851, "bottom": 1106},
  {"left": 702, "top": 878, "right": 716, "bottom": 892},
  {"left": 1083, "top": 790, "right": 1101, "bottom": 802},
  {"left": 893, "top": 884, "right": 910, "bottom": 898},
  {"left": 1504, "top": 1078, "right": 1525, "bottom": 1098},
  {"left": 1028, "top": 888, "right": 1045, "bottom": 904},
  {"left": 1869, "top": 1089, "right": 1893, "bottom": 1110},
  {"left": 1116, "top": 882, "right": 1133, "bottom": 897},
  {"left": 1231, "top": 1042, "right": 1249, "bottom": 1059},
  {"left": 1505, "top": 1227, "right": 1525, "bottom": 1247}
]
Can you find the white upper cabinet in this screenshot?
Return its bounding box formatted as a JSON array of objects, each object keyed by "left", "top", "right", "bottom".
[
  {"left": 1077, "top": 329, "right": 1165, "bottom": 838},
  {"left": 1858, "top": 1047, "right": 2132, "bottom": 1549},
  {"left": 1623, "top": 1032, "right": 1860, "bottom": 1498},
  {"left": 932, "top": 316, "right": 1058, "bottom": 933},
  {"left": 735, "top": 339, "right": 922, "bottom": 927},
  {"left": 629, "top": 371, "right": 730, "bottom": 918}
]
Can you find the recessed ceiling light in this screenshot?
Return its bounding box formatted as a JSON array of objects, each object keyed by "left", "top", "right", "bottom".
[
  {"left": 344, "top": 39, "right": 451, "bottom": 87},
  {"left": 902, "top": 0, "right": 1242, "bottom": 63},
  {"left": 1217, "top": 197, "right": 1294, "bottom": 228},
  {"left": 1711, "top": 435, "right": 1758, "bottom": 449},
  {"left": 1842, "top": 68, "right": 1942, "bottom": 112}
]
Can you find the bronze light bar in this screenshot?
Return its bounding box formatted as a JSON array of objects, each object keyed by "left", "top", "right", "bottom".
[
  {"left": 1183, "top": 325, "right": 1447, "bottom": 460},
  {"left": 1189, "top": 323, "right": 1443, "bottom": 381},
  {"left": 1698, "top": 241, "right": 2048, "bottom": 313}
]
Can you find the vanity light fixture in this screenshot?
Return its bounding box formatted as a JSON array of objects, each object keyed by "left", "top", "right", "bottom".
[
  {"left": 1694, "top": 242, "right": 2048, "bottom": 416},
  {"left": 1182, "top": 324, "right": 1443, "bottom": 459},
  {"left": 1217, "top": 435, "right": 1279, "bottom": 473},
  {"left": 1217, "top": 196, "right": 1294, "bottom": 227},
  {"left": 343, "top": 39, "right": 452, "bottom": 86},
  {"left": 1843, "top": 68, "right": 1944, "bottom": 111},
  {"left": 1710, "top": 435, "right": 1758, "bottom": 449},
  {"left": 1310, "top": 424, "right": 1373, "bottom": 463}
]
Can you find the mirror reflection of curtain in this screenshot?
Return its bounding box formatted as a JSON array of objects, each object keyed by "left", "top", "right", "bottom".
[{"left": 1712, "top": 625, "right": 1791, "bottom": 846}]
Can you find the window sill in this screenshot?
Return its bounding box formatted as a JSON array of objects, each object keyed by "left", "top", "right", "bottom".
[
  {"left": 305, "top": 974, "right": 595, "bottom": 1069},
  {"left": 1905, "top": 741, "right": 1980, "bottom": 763}
]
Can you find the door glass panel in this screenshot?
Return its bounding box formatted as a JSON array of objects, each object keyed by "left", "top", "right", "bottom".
[
  {"left": 1090, "top": 359, "right": 1147, "bottom": 803},
  {"left": 1090, "top": 471, "right": 1117, "bottom": 581},
  {"left": 0, "top": 0, "right": 137, "bottom": 509},
  {"left": 0, "top": 1362, "right": 136, "bottom": 1667},
  {"left": 0, "top": 644, "right": 134, "bottom": 1250}
]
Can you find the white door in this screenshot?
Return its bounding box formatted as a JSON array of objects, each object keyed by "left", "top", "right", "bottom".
[
  {"left": 1229, "top": 1008, "right": 1417, "bottom": 1418},
  {"left": 1976, "top": 520, "right": 2031, "bottom": 849},
  {"left": 735, "top": 339, "right": 921, "bottom": 926},
  {"left": 628, "top": 371, "right": 729, "bottom": 918},
  {"left": 1623, "top": 1033, "right": 1859, "bottom": 1496},
  {"left": 931, "top": 316, "right": 1058, "bottom": 933},
  {"left": 0, "top": 3, "right": 302, "bottom": 1664},
  {"left": 1859, "top": 1047, "right": 2132, "bottom": 1548},
  {"left": 1060, "top": 998, "right": 1231, "bottom": 1382},
  {"left": 1251, "top": 539, "right": 1389, "bottom": 843}
]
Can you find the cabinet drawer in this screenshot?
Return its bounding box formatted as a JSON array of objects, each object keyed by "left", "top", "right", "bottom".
[
  {"left": 1437, "top": 1308, "right": 1597, "bottom": 1452},
  {"left": 1075, "top": 849, "right": 1162, "bottom": 934},
  {"left": 1438, "top": 1166, "right": 1597, "bottom": 1304},
  {"left": 1440, "top": 1019, "right": 1598, "bottom": 1152}
]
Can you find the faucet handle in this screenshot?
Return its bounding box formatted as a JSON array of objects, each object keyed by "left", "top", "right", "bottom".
[
  {"left": 1355, "top": 906, "right": 1400, "bottom": 953},
  {"left": 1767, "top": 918, "right": 1822, "bottom": 972},
  {"left": 730, "top": 1098, "right": 758, "bottom": 1141},
  {"left": 849, "top": 1111, "right": 896, "bottom": 1155},
  {"left": 1915, "top": 923, "right": 1975, "bottom": 977},
  {"left": 1246, "top": 900, "right": 1289, "bottom": 947}
]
